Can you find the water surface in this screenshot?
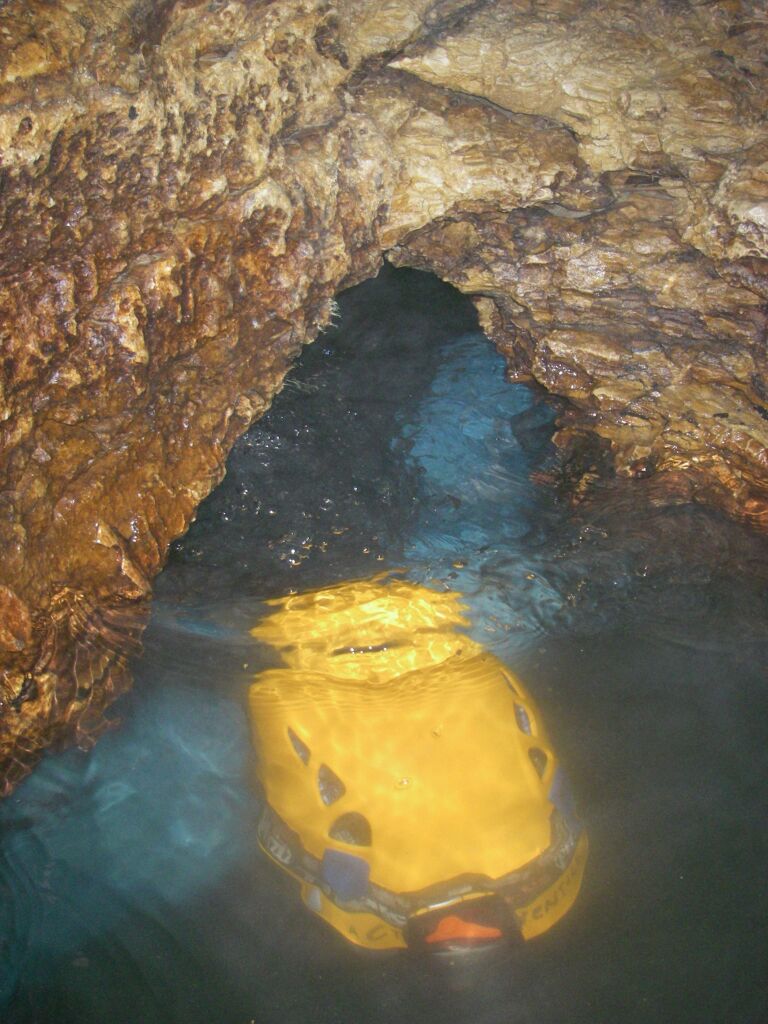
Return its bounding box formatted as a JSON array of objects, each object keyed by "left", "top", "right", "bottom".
[{"left": 2, "top": 265, "right": 767, "bottom": 1024}]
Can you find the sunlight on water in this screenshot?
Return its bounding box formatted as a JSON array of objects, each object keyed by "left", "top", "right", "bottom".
[{"left": 1, "top": 266, "right": 767, "bottom": 1024}]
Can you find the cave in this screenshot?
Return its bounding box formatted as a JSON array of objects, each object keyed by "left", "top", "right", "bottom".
[
  {"left": 1, "top": 0, "right": 768, "bottom": 1020},
  {"left": 2, "top": 0, "right": 768, "bottom": 790}
]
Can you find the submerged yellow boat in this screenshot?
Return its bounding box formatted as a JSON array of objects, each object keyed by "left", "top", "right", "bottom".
[{"left": 248, "top": 573, "right": 588, "bottom": 952}]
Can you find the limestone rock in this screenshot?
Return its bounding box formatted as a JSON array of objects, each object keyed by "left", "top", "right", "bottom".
[{"left": 1, "top": 0, "right": 766, "bottom": 789}]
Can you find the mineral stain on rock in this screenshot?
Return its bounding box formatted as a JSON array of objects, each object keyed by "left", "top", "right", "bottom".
[{"left": 1, "top": 0, "right": 767, "bottom": 788}]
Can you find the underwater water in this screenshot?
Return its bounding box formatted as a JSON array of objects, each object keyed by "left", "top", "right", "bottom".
[{"left": 1, "top": 264, "right": 767, "bottom": 1023}]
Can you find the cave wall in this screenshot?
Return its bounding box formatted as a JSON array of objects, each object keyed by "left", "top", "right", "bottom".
[{"left": 1, "top": 0, "right": 766, "bottom": 790}]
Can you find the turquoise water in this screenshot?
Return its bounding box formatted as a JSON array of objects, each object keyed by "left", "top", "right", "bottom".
[{"left": 1, "top": 266, "right": 767, "bottom": 1023}]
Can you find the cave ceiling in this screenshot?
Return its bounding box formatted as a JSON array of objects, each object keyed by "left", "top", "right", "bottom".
[{"left": 1, "top": 0, "right": 767, "bottom": 789}]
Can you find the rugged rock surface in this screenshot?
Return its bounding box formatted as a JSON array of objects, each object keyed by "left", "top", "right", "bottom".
[{"left": 1, "top": 0, "right": 766, "bottom": 789}]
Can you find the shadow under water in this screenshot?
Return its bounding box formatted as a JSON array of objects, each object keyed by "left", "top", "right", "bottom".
[{"left": 1, "top": 265, "right": 767, "bottom": 1024}]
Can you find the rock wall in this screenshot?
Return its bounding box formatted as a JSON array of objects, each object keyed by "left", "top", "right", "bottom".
[{"left": 1, "top": 0, "right": 766, "bottom": 790}]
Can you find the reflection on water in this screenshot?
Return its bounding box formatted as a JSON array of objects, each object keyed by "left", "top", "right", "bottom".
[
  {"left": 1, "top": 265, "right": 767, "bottom": 1023},
  {"left": 248, "top": 575, "right": 587, "bottom": 949}
]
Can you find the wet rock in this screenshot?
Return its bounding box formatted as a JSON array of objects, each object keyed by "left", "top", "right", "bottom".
[
  {"left": 389, "top": 185, "right": 768, "bottom": 522},
  {"left": 1, "top": 0, "right": 766, "bottom": 788}
]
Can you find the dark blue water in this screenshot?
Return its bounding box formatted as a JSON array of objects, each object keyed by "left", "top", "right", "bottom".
[{"left": 2, "top": 266, "right": 767, "bottom": 1023}]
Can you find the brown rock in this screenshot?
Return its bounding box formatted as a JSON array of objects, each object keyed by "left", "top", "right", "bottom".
[{"left": 1, "top": 0, "right": 767, "bottom": 790}]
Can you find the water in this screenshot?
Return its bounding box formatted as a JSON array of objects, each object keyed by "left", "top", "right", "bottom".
[{"left": 2, "top": 265, "right": 767, "bottom": 1023}]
